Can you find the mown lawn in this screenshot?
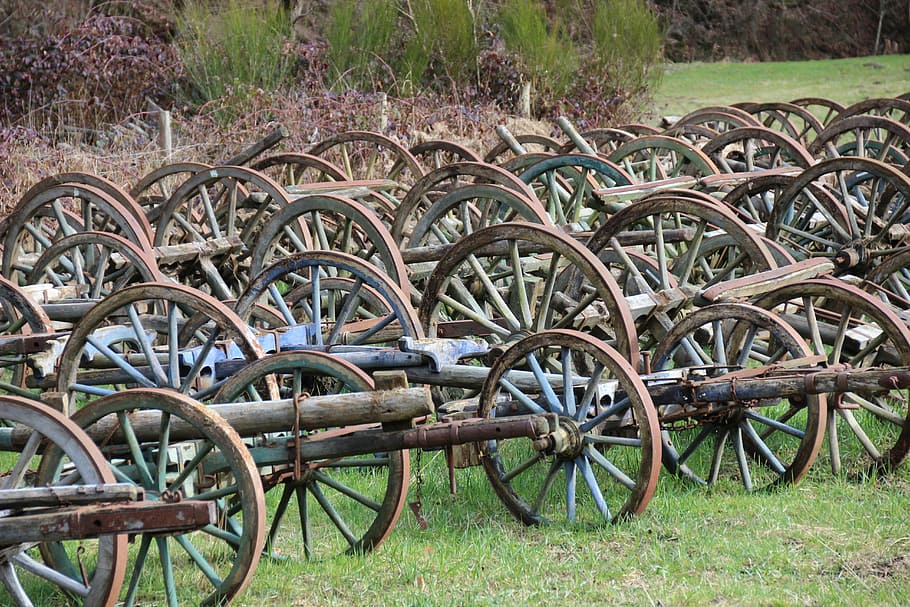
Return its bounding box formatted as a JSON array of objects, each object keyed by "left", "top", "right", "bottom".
[{"left": 651, "top": 54, "right": 910, "bottom": 118}]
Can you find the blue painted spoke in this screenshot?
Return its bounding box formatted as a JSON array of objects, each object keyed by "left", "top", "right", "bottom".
[
  {"left": 744, "top": 410, "right": 805, "bottom": 439},
  {"left": 180, "top": 333, "right": 218, "bottom": 395},
  {"left": 576, "top": 362, "right": 605, "bottom": 422},
  {"left": 350, "top": 312, "right": 398, "bottom": 345},
  {"left": 741, "top": 420, "right": 786, "bottom": 475},
  {"left": 167, "top": 302, "right": 180, "bottom": 387},
  {"left": 269, "top": 283, "right": 298, "bottom": 326},
  {"left": 526, "top": 352, "right": 563, "bottom": 413},
  {"left": 581, "top": 396, "right": 629, "bottom": 432},
  {"left": 309, "top": 482, "right": 357, "bottom": 547},
  {"left": 578, "top": 456, "right": 611, "bottom": 520},
  {"left": 327, "top": 279, "right": 364, "bottom": 344},
  {"left": 70, "top": 383, "right": 116, "bottom": 397},
  {"left": 117, "top": 411, "right": 154, "bottom": 488},
  {"left": 585, "top": 444, "right": 635, "bottom": 490},
  {"left": 313, "top": 469, "right": 381, "bottom": 511},
  {"left": 561, "top": 347, "right": 576, "bottom": 417},
  {"left": 85, "top": 335, "right": 156, "bottom": 388},
  {"left": 564, "top": 461, "right": 577, "bottom": 522},
  {"left": 128, "top": 303, "right": 168, "bottom": 386},
  {"left": 676, "top": 425, "right": 714, "bottom": 468},
  {"left": 531, "top": 459, "right": 562, "bottom": 516},
  {"left": 123, "top": 534, "right": 153, "bottom": 607},
  {"left": 312, "top": 269, "right": 323, "bottom": 345},
  {"left": 498, "top": 376, "right": 546, "bottom": 414}
]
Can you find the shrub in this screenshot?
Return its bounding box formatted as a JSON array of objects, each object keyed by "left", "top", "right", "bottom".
[
  {"left": 588, "top": 0, "right": 664, "bottom": 96},
  {"left": 409, "top": 0, "right": 480, "bottom": 90},
  {"left": 497, "top": 0, "right": 578, "bottom": 108},
  {"left": 324, "top": 0, "right": 399, "bottom": 91},
  {"left": 0, "top": 14, "right": 180, "bottom": 129},
  {"left": 175, "top": 0, "right": 295, "bottom": 107}
]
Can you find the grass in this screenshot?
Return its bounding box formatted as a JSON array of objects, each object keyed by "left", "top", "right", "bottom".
[
  {"left": 651, "top": 54, "right": 910, "bottom": 118},
  {"left": 231, "top": 453, "right": 910, "bottom": 606}
]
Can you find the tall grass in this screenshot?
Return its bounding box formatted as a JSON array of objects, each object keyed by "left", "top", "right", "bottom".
[
  {"left": 410, "top": 0, "right": 480, "bottom": 89},
  {"left": 325, "top": 0, "right": 399, "bottom": 91},
  {"left": 175, "top": 0, "right": 295, "bottom": 105},
  {"left": 497, "top": 0, "right": 579, "bottom": 101},
  {"left": 589, "top": 0, "right": 664, "bottom": 94}
]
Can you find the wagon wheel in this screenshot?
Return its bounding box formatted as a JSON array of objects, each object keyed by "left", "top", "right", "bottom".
[
  {"left": 235, "top": 251, "right": 422, "bottom": 346},
  {"left": 607, "top": 135, "right": 719, "bottom": 182},
  {"left": 248, "top": 194, "right": 408, "bottom": 292},
  {"left": 516, "top": 153, "right": 635, "bottom": 229},
  {"left": 807, "top": 115, "right": 910, "bottom": 165},
  {"left": 130, "top": 162, "right": 211, "bottom": 225},
  {"left": 751, "top": 278, "right": 910, "bottom": 476},
  {"left": 308, "top": 131, "right": 424, "bottom": 202},
  {"left": 398, "top": 184, "right": 550, "bottom": 251},
  {"left": 789, "top": 97, "right": 845, "bottom": 127},
  {"left": 48, "top": 389, "right": 265, "bottom": 607},
  {"left": 720, "top": 171, "right": 796, "bottom": 223},
  {"left": 734, "top": 101, "right": 826, "bottom": 147},
  {"left": 865, "top": 248, "right": 910, "bottom": 311},
  {"left": 250, "top": 153, "right": 348, "bottom": 188},
  {"left": 2, "top": 184, "right": 153, "bottom": 284},
  {"left": 700, "top": 126, "right": 815, "bottom": 172},
  {"left": 24, "top": 231, "right": 162, "bottom": 302},
  {"left": 418, "top": 222, "right": 638, "bottom": 364},
  {"left": 153, "top": 166, "right": 292, "bottom": 298},
  {"left": 558, "top": 128, "right": 636, "bottom": 155},
  {"left": 478, "top": 329, "right": 660, "bottom": 525},
  {"left": 213, "top": 350, "right": 409, "bottom": 560},
  {"left": 483, "top": 133, "right": 563, "bottom": 165},
  {"left": 0, "top": 396, "right": 125, "bottom": 606},
  {"left": 659, "top": 123, "right": 720, "bottom": 148},
  {"left": 0, "top": 275, "right": 53, "bottom": 400},
  {"left": 20, "top": 173, "right": 153, "bottom": 244},
  {"left": 585, "top": 191, "right": 776, "bottom": 349},
  {"left": 671, "top": 106, "right": 761, "bottom": 133},
  {"left": 408, "top": 139, "right": 483, "bottom": 170},
  {"left": 766, "top": 156, "right": 910, "bottom": 272},
  {"left": 55, "top": 282, "right": 265, "bottom": 409},
  {"left": 617, "top": 123, "right": 661, "bottom": 136},
  {"left": 832, "top": 97, "right": 910, "bottom": 127},
  {"left": 651, "top": 302, "right": 825, "bottom": 491},
  {"left": 390, "top": 161, "right": 538, "bottom": 241}
]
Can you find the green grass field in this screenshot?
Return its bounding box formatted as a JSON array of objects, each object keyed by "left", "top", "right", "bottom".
[
  {"left": 225, "top": 56, "right": 910, "bottom": 607},
  {"left": 651, "top": 54, "right": 910, "bottom": 118}
]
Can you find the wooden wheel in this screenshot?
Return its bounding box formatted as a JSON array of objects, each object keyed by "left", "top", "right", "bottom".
[
  {"left": 213, "top": 351, "right": 409, "bottom": 560},
  {"left": 752, "top": 278, "right": 910, "bottom": 476},
  {"left": 700, "top": 126, "right": 815, "bottom": 172},
  {"left": 24, "top": 231, "right": 162, "bottom": 302},
  {"left": 0, "top": 396, "right": 125, "bottom": 606},
  {"left": 235, "top": 251, "right": 422, "bottom": 347},
  {"left": 418, "top": 222, "right": 639, "bottom": 364},
  {"left": 130, "top": 162, "right": 211, "bottom": 225},
  {"left": 516, "top": 153, "right": 634, "bottom": 228},
  {"left": 248, "top": 194, "right": 408, "bottom": 292},
  {"left": 153, "top": 166, "right": 292, "bottom": 298},
  {"left": 478, "top": 330, "right": 661, "bottom": 525},
  {"left": 2, "top": 184, "right": 152, "bottom": 285},
  {"left": 608, "top": 135, "right": 719, "bottom": 182},
  {"left": 57, "top": 389, "right": 265, "bottom": 606},
  {"left": 54, "top": 282, "right": 265, "bottom": 409},
  {"left": 807, "top": 115, "right": 910, "bottom": 166},
  {"left": 651, "top": 302, "right": 825, "bottom": 491}
]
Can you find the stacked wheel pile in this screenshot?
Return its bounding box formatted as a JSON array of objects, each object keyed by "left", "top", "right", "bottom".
[{"left": 1, "top": 94, "right": 909, "bottom": 605}]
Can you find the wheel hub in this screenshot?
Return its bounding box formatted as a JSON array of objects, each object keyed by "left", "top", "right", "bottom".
[{"left": 549, "top": 416, "right": 585, "bottom": 460}]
